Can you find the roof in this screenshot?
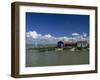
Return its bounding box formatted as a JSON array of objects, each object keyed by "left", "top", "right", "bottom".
[
  {"left": 64, "top": 42, "right": 77, "bottom": 45},
  {"left": 64, "top": 41, "right": 88, "bottom": 45}
]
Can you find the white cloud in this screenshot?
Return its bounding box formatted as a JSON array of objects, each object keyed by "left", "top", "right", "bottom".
[
  {"left": 83, "top": 33, "right": 87, "bottom": 37},
  {"left": 44, "top": 34, "right": 52, "bottom": 38},
  {"left": 26, "top": 31, "right": 89, "bottom": 44},
  {"left": 72, "top": 33, "right": 80, "bottom": 36},
  {"left": 26, "top": 31, "right": 42, "bottom": 39}
]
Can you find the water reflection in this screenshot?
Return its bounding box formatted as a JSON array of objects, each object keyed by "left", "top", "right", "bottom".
[{"left": 26, "top": 49, "right": 89, "bottom": 67}]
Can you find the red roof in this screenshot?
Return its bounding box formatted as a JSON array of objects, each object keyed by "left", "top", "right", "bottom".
[{"left": 64, "top": 42, "right": 77, "bottom": 45}]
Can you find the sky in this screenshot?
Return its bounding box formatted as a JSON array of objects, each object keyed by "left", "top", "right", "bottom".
[{"left": 26, "top": 12, "right": 89, "bottom": 37}]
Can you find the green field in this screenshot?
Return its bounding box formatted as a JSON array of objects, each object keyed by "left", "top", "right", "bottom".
[{"left": 26, "top": 48, "right": 89, "bottom": 67}]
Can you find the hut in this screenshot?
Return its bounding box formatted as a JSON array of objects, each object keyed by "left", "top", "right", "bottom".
[
  {"left": 57, "top": 41, "right": 64, "bottom": 48},
  {"left": 77, "top": 41, "right": 89, "bottom": 48},
  {"left": 64, "top": 42, "right": 77, "bottom": 48},
  {"left": 57, "top": 40, "right": 89, "bottom": 49}
]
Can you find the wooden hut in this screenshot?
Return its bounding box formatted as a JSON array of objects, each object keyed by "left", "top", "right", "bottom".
[
  {"left": 57, "top": 41, "right": 64, "bottom": 48},
  {"left": 57, "top": 41, "right": 89, "bottom": 48}
]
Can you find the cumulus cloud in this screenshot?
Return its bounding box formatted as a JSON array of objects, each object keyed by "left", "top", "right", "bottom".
[
  {"left": 72, "top": 33, "right": 80, "bottom": 36},
  {"left": 26, "top": 31, "right": 53, "bottom": 39},
  {"left": 83, "top": 33, "right": 87, "bottom": 37},
  {"left": 44, "top": 34, "right": 52, "bottom": 38},
  {"left": 26, "top": 31, "right": 89, "bottom": 44},
  {"left": 26, "top": 31, "right": 42, "bottom": 39}
]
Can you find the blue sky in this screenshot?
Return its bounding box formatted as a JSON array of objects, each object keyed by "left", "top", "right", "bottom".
[{"left": 26, "top": 12, "right": 89, "bottom": 37}]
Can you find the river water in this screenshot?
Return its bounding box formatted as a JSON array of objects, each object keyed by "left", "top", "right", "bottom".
[{"left": 26, "top": 48, "right": 89, "bottom": 67}]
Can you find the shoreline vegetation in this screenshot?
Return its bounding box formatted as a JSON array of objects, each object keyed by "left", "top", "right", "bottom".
[{"left": 27, "top": 46, "right": 89, "bottom": 52}]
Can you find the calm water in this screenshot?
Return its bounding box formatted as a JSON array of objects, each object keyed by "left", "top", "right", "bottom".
[{"left": 26, "top": 49, "right": 89, "bottom": 67}]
